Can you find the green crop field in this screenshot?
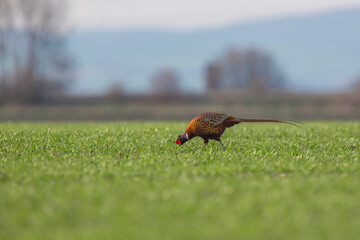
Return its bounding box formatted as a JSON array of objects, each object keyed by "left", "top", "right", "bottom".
[{"left": 1, "top": 122, "right": 360, "bottom": 240}]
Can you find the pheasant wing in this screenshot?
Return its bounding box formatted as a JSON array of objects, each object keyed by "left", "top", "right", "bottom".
[{"left": 203, "top": 113, "right": 231, "bottom": 127}]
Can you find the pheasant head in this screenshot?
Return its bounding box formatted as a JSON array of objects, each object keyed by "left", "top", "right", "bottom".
[{"left": 176, "top": 132, "right": 189, "bottom": 145}]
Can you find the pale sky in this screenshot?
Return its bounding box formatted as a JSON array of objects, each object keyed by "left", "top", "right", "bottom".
[{"left": 69, "top": 0, "right": 360, "bottom": 30}]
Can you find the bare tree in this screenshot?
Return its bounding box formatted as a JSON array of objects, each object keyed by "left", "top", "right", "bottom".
[
  {"left": 351, "top": 75, "right": 360, "bottom": 90},
  {"left": 205, "top": 62, "right": 222, "bottom": 90},
  {"left": 105, "top": 82, "right": 125, "bottom": 100},
  {"left": 150, "top": 68, "right": 181, "bottom": 94},
  {"left": 0, "top": 0, "right": 14, "bottom": 101},
  {"left": 0, "top": 0, "right": 73, "bottom": 104},
  {"left": 205, "top": 48, "right": 286, "bottom": 92}
]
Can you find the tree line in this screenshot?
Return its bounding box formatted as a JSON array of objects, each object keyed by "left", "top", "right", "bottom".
[
  {"left": 150, "top": 48, "right": 286, "bottom": 95},
  {"left": 3, "top": 1, "right": 357, "bottom": 102},
  {"left": 0, "top": 0, "right": 293, "bottom": 102}
]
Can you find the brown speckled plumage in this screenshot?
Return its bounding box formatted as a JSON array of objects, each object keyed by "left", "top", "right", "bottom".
[
  {"left": 186, "top": 112, "right": 233, "bottom": 138},
  {"left": 176, "top": 112, "right": 301, "bottom": 150}
]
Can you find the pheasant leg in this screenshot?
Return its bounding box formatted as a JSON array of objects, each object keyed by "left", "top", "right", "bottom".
[
  {"left": 203, "top": 139, "right": 209, "bottom": 148},
  {"left": 217, "top": 138, "right": 225, "bottom": 151}
]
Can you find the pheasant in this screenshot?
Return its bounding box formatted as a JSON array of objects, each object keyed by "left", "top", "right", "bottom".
[{"left": 176, "top": 112, "right": 300, "bottom": 150}]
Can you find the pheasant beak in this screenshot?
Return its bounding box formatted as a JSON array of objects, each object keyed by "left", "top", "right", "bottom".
[{"left": 176, "top": 135, "right": 181, "bottom": 145}]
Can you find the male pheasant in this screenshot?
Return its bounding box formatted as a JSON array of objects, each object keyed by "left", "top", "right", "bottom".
[{"left": 176, "top": 112, "right": 300, "bottom": 150}]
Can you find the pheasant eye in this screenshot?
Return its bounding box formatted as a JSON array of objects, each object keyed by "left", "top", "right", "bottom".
[{"left": 176, "top": 139, "right": 181, "bottom": 145}]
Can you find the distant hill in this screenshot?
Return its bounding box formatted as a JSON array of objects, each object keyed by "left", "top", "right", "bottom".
[{"left": 68, "top": 8, "right": 360, "bottom": 94}]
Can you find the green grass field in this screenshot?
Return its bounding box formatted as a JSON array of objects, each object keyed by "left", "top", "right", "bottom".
[{"left": 1, "top": 122, "right": 360, "bottom": 240}]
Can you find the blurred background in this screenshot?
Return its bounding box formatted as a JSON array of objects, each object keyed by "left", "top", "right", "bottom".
[{"left": 0, "top": 0, "right": 359, "bottom": 121}]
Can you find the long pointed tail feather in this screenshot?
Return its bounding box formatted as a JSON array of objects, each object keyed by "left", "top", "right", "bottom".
[{"left": 236, "top": 118, "right": 303, "bottom": 128}]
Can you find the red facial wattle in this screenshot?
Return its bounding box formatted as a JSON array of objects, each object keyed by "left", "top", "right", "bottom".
[{"left": 176, "top": 139, "right": 181, "bottom": 145}]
